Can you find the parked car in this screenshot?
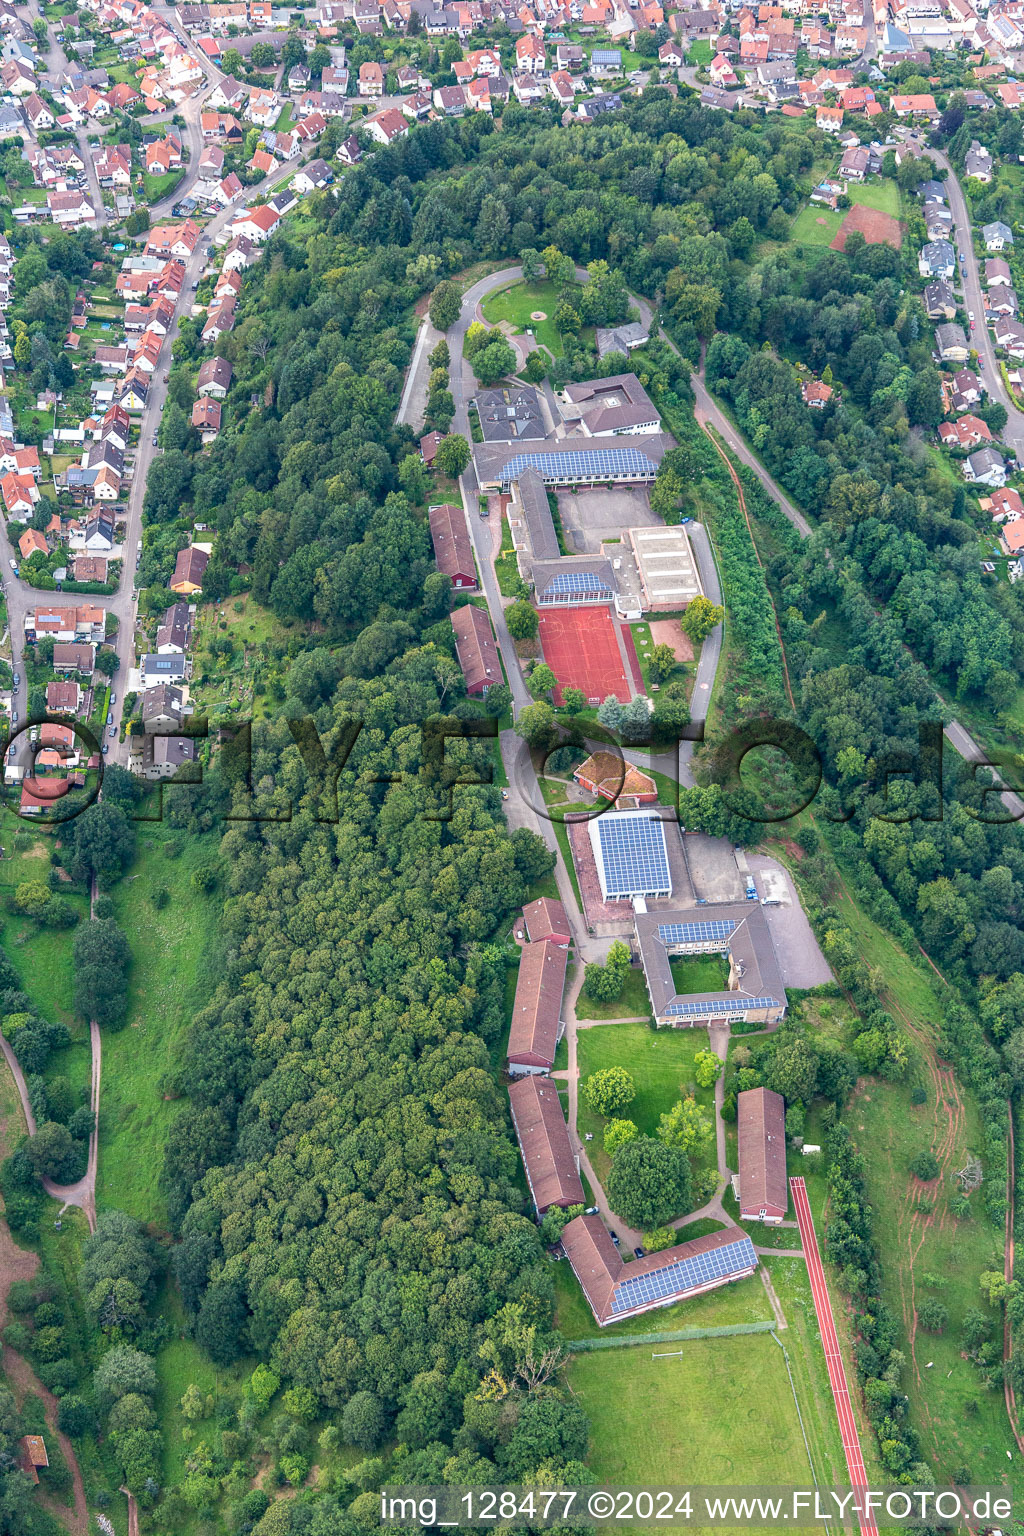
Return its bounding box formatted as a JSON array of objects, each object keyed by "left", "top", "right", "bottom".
[
  {"left": 584, "top": 1206, "right": 599, "bottom": 1216},
  {"left": 108, "top": 725, "right": 116, "bottom": 738},
  {"left": 12, "top": 674, "right": 19, "bottom": 687},
  {"left": 110, "top": 692, "right": 115, "bottom": 704},
  {"left": 152, "top": 434, "right": 158, "bottom": 447},
  {"left": 106, "top": 711, "right": 113, "bottom": 725},
  {"left": 7, "top": 559, "right": 15, "bottom": 572},
  {"left": 633, "top": 1246, "right": 645, "bottom": 1259},
  {"left": 102, "top": 744, "right": 108, "bottom": 754},
  {"left": 11, "top": 711, "right": 17, "bottom": 725},
  {"left": 968, "top": 310, "right": 974, "bottom": 321},
  {"left": 609, "top": 1230, "right": 620, "bottom": 1246}
]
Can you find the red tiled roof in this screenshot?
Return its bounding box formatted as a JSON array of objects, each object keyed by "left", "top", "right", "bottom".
[
  {"left": 508, "top": 1075, "right": 584, "bottom": 1213},
  {"left": 507, "top": 940, "right": 567, "bottom": 1069},
  {"left": 738, "top": 1086, "right": 788, "bottom": 1219}
]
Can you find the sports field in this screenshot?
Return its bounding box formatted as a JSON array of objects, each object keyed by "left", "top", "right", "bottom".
[
  {"left": 573, "top": 1332, "right": 813, "bottom": 1484},
  {"left": 538, "top": 605, "right": 631, "bottom": 704}
]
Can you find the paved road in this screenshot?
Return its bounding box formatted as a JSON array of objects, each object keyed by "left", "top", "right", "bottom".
[{"left": 927, "top": 147, "right": 1024, "bottom": 460}]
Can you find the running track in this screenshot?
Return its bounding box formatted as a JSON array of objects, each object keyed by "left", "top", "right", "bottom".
[{"left": 790, "top": 1176, "right": 878, "bottom": 1536}]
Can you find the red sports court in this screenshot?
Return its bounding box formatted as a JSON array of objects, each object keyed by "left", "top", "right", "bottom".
[
  {"left": 790, "top": 1176, "right": 878, "bottom": 1536},
  {"left": 537, "top": 606, "right": 631, "bottom": 706}
]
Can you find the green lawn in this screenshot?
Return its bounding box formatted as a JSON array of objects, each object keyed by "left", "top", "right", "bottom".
[
  {"left": 575, "top": 966, "right": 652, "bottom": 1021},
  {"left": 789, "top": 203, "right": 844, "bottom": 248},
  {"left": 142, "top": 168, "right": 184, "bottom": 203},
  {"left": 99, "top": 829, "right": 220, "bottom": 1227},
  {"left": 571, "top": 1332, "right": 816, "bottom": 1489},
  {"left": 669, "top": 953, "right": 729, "bottom": 996},
  {"left": 850, "top": 180, "right": 900, "bottom": 216},
  {"left": 577, "top": 1023, "right": 716, "bottom": 1187},
  {"left": 480, "top": 279, "right": 564, "bottom": 358},
  {"left": 153, "top": 1282, "right": 253, "bottom": 1485},
  {"left": 0, "top": 898, "right": 88, "bottom": 1026},
  {"left": 686, "top": 39, "right": 712, "bottom": 63}
]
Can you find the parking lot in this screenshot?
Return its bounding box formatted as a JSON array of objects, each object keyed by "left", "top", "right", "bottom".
[
  {"left": 747, "top": 853, "right": 833, "bottom": 988},
  {"left": 556, "top": 485, "right": 657, "bottom": 554}
]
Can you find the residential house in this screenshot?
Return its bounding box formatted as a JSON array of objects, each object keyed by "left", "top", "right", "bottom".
[
  {"left": 231, "top": 203, "right": 280, "bottom": 243},
  {"left": 963, "top": 446, "right": 1007, "bottom": 486},
  {"left": 922, "top": 279, "right": 956, "bottom": 319},
  {"left": 336, "top": 134, "right": 362, "bottom": 165},
  {"left": 840, "top": 144, "right": 869, "bottom": 180},
  {"left": 156, "top": 602, "right": 192, "bottom": 653},
  {"left": 366, "top": 107, "right": 408, "bottom": 144},
  {"left": 196, "top": 357, "right": 231, "bottom": 398},
  {"left": 170, "top": 545, "right": 210, "bottom": 594},
  {"left": 450, "top": 602, "right": 500, "bottom": 696},
  {"left": 191, "top": 397, "right": 221, "bottom": 441},
  {"left": 983, "top": 220, "right": 1013, "bottom": 250},
  {"left": 891, "top": 92, "right": 938, "bottom": 117},
  {"left": 918, "top": 239, "right": 955, "bottom": 279},
  {"left": 965, "top": 138, "right": 994, "bottom": 181},
  {"left": 985, "top": 257, "right": 1012, "bottom": 286},
  {"left": 935, "top": 322, "right": 969, "bottom": 362},
  {"left": 142, "top": 684, "right": 185, "bottom": 732},
  {"left": 802, "top": 378, "right": 833, "bottom": 407},
  {"left": 516, "top": 31, "right": 545, "bottom": 69},
  {"left": 358, "top": 60, "right": 384, "bottom": 95},
  {"left": 434, "top": 83, "right": 467, "bottom": 113},
  {"left": 138, "top": 735, "right": 197, "bottom": 781},
  {"left": 938, "top": 415, "right": 992, "bottom": 450}
]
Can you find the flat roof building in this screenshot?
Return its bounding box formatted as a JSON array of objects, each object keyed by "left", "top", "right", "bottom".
[
  {"left": 508, "top": 1075, "right": 584, "bottom": 1213},
  {"left": 561, "top": 1213, "right": 757, "bottom": 1325},
  {"left": 738, "top": 1086, "right": 788, "bottom": 1223},
  {"left": 626, "top": 525, "right": 703, "bottom": 610},
  {"left": 507, "top": 939, "right": 568, "bottom": 1075}
]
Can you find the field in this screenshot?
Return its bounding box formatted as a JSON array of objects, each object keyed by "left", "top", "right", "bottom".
[
  {"left": 480, "top": 279, "right": 565, "bottom": 357},
  {"left": 572, "top": 1332, "right": 815, "bottom": 1487},
  {"left": 99, "top": 827, "right": 221, "bottom": 1226},
  {"left": 831, "top": 201, "right": 902, "bottom": 252},
  {"left": 790, "top": 183, "right": 901, "bottom": 251},
  {"left": 577, "top": 1023, "right": 716, "bottom": 1185},
  {"left": 789, "top": 204, "right": 844, "bottom": 248}
]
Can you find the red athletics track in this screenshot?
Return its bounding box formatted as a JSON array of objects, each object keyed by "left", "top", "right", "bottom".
[
  {"left": 790, "top": 1176, "right": 878, "bottom": 1536},
  {"left": 537, "top": 606, "right": 631, "bottom": 705}
]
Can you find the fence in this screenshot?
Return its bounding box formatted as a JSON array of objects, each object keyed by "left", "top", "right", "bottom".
[{"left": 567, "top": 1320, "right": 775, "bottom": 1352}]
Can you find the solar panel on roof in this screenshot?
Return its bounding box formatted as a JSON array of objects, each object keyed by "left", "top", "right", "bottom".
[
  {"left": 665, "top": 996, "right": 780, "bottom": 1017},
  {"left": 611, "top": 1236, "right": 757, "bottom": 1314},
  {"left": 657, "top": 920, "right": 737, "bottom": 945},
  {"left": 500, "top": 446, "right": 658, "bottom": 484},
  {"left": 595, "top": 816, "right": 670, "bottom": 898},
  {"left": 542, "top": 570, "right": 614, "bottom": 597}
]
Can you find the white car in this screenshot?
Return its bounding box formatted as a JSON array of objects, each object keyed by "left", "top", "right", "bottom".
[
  {"left": 7, "top": 559, "right": 15, "bottom": 572},
  {"left": 968, "top": 310, "right": 974, "bottom": 321}
]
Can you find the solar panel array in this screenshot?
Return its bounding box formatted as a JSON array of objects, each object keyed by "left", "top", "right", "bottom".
[
  {"left": 501, "top": 446, "right": 659, "bottom": 485},
  {"left": 664, "top": 995, "right": 780, "bottom": 1017},
  {"left": 611, "top": 1236, "right": 757, "bottom": 1315},
  {"left": 539, "top": 569, "right": 614, "bottom": 601},
  {"left": 657, "top": 919, "right": 737, "bottom": 946},
  {"left": 595, "top": 815, "right": 670, "bottom": 898}
]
